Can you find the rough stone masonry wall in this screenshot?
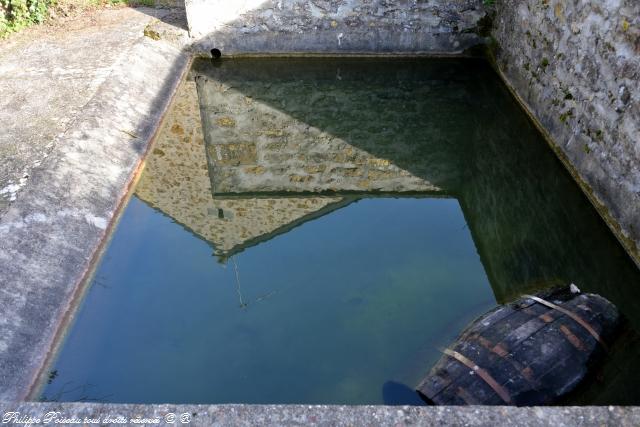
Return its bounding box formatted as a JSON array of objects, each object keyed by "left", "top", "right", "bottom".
[
  {"left": 186, "top": 0, "right": 488, "bottom": 54},
  {"left": 492, "top": 0, "right": 640, "bottom": 262}
]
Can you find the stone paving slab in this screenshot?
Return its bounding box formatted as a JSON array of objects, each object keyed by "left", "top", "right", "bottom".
[
  {"left": 1, "top": 402, "right": 639, "bottom": 426},
  {"left": 0, "top": 7, "right": 191, "bottom": 401}
]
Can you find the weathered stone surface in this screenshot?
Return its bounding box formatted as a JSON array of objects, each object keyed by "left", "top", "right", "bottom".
[
  {"left": 193, "top": 58, "right": 475, "bottom": 195},
  {"left": 0, "top": 8, "right": 190, "bottom": 216},
  {"left": 0, "top": 8, "right": 191, "bottom": 401},
  {"left": 186, "top": 0, "right": 489, "bottom": 54},
  {"left": 493, "top": 0, "right": 640, "bottom": 265},
  {"left": 1, "top": 402, "right": 640, "bottom": 426}
]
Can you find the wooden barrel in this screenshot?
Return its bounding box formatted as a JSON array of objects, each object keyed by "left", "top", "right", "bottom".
[{"left": 416, "top": 288, "right": 620, "bottom": 405}]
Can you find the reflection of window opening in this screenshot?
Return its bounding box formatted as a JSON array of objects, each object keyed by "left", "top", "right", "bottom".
[{"left": 218, "top": 208, "right": 224, "bottom": 219}]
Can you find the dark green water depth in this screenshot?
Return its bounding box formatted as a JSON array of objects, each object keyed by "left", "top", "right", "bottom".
[{"left": 41, "top": 58, "right": 640, "bottom": 405}]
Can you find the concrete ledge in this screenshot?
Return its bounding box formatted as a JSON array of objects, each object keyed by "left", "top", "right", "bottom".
[
  {"left": 0, "top": 9, "right": 191, "bottom": 401},
  {"left": 1, "top": 3, "right": 639, "bottom": 424},
  {"left": 1, "top": 403, "right": 639, "bottom": 426}
]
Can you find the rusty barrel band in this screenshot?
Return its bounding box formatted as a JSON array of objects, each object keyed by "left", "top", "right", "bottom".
[
  {"left": 522, "top": 294, "right": 608, "bottom": 351},
  {"left": 442, "top": 348, "right": 512, "bottom": 404}
]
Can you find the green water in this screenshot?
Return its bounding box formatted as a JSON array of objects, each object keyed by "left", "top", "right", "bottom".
[{"left": 41, "top": 58, "right": 640, "bottom": 405}]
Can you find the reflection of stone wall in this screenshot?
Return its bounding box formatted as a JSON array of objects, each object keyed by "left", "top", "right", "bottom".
[
  {"left": 195, "top": 58, "right": 478, "bottom": 196},
  {"left": 136, "top": 58, "right": 640, "bottom": 332},
  {"left": 186, "top": 0, "right": 488, "bottom": 54},
  {"left": 493, "top": 0, "right": 640, "bottom": 264},
  {"left": 453, "top": 76, "right": 640, "bottom": 322},
  {"left": 135, "top": 79, "right": 345, "bottom": 257}
]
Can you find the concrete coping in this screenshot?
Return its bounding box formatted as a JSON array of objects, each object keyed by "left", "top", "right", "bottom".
[{"left": 1, "top": 402, "right": 639, "bottom": 426}]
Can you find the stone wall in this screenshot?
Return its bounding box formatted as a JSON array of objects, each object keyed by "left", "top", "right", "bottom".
[
  {"left": 492, "top": 0, "right": 640, "bottom": 263},
  {"left": 185, "top": 0, "right": 488, "bottom": 54},
  {"left": 192, "top": 57, "right": 486, "bottom": 195}
]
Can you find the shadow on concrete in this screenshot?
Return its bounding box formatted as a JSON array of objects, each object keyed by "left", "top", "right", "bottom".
[{"left": 132, "top": 3, "right": 189, "bottom": 31}]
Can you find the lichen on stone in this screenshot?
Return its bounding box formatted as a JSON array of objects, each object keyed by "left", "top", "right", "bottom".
[{"left": 143, "top": 24, "right": 161, "bottom": 41}]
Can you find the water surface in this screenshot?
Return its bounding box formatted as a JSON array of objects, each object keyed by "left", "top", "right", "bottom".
[{"left": 42, "top": 58, "right": 640, "bottom": 405}]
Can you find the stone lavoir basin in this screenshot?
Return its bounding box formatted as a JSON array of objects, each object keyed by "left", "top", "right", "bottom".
[{"left": 37, "top": 57, "right": 640, "bottom": 405}]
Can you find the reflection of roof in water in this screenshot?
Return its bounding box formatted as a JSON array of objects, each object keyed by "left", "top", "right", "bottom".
[{"left": 134, "top": 80, "right": 350, "bottom": 259}]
